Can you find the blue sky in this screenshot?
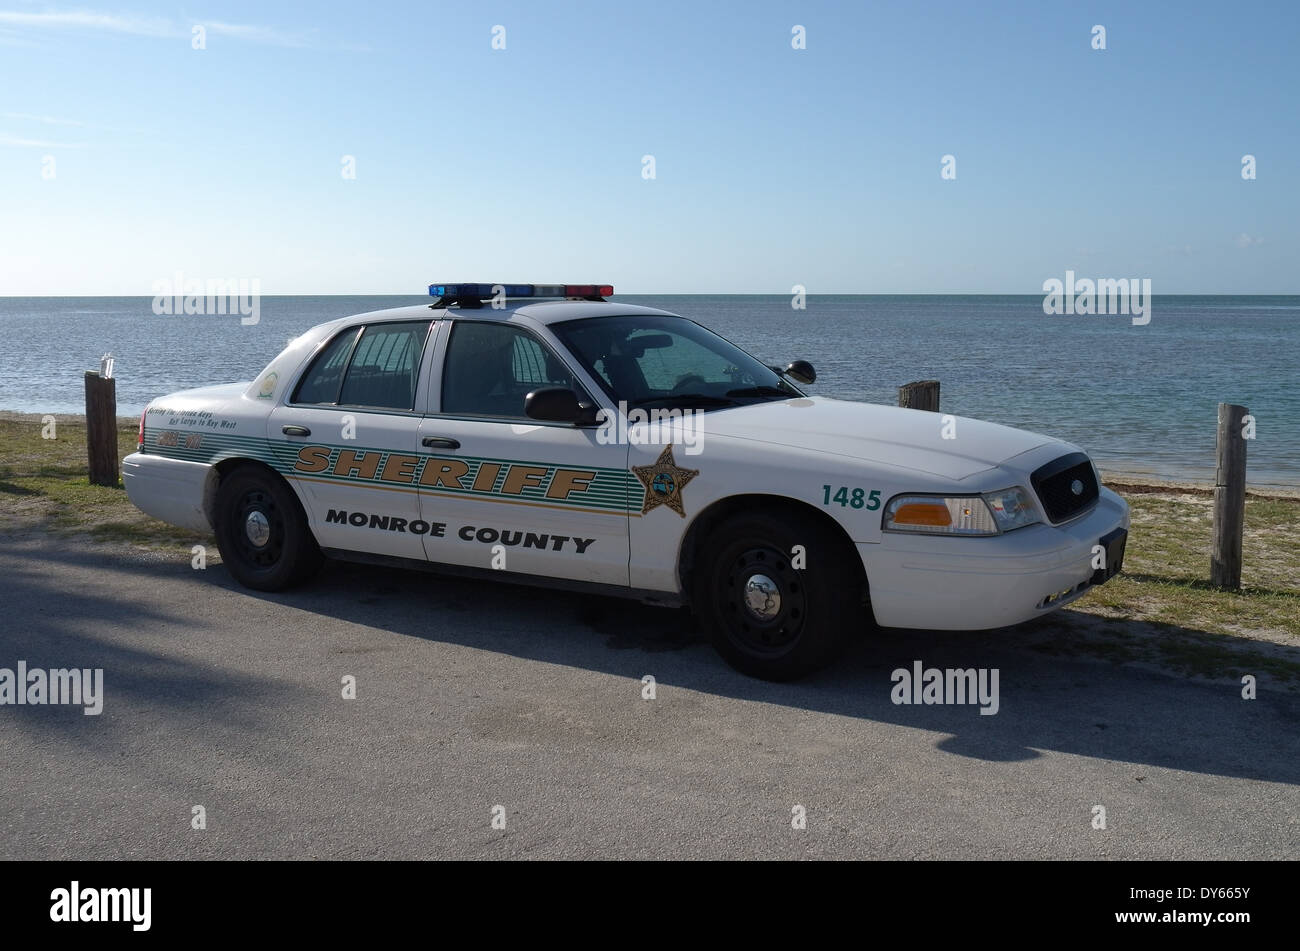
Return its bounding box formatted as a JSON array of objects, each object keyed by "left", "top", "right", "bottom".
[{"left": 1, "top": 0, "right": 1297, "bottom": 294}]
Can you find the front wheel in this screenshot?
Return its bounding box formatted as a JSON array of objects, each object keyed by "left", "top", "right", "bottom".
[
  {"left": 213, "top": 465, "right": 322, "bottom": 591},
  {"left": 694, "top": 511, "right": 863, "bottom": 680}
]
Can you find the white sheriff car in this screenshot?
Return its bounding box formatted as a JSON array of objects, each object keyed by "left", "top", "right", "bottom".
[{"left": 125, "top": 283, "right": 1129, "bottom": 680}]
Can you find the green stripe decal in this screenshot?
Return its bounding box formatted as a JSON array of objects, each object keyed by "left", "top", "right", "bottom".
[{"left": 143, "top": 424, "right": 646, "bottom": 513}]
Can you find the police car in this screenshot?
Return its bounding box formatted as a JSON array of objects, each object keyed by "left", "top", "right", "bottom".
[{"left": 124, "top": 283, "right": 1129, "bottom": 680}]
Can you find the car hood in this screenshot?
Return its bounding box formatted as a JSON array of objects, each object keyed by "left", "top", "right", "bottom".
[{"left": 700, "top": 397, "right": 1060, "bottom": 481}]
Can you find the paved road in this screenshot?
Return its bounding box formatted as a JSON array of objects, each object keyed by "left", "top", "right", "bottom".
[{"left": 0, "top": 536, "right": 1296, "bottom": 859}]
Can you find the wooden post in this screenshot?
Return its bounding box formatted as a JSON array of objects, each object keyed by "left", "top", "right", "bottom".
[
  {"left": 84, "top": 370, "right": 119, "bottom": 487},
  {"left": 898, "top": 380, "right": 940, "bottom": 412},
  {"left": 1210, "top": 402, "right": 1248, "bottom": 589}
]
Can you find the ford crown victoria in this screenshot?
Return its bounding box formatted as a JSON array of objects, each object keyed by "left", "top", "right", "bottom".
[{"left": 124, "top": 283, "right": 1129, "bottom": 680}]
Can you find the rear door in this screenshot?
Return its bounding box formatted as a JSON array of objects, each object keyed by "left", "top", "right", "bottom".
[
  {"left": 415, "top": 318, "right": 632, "bottom": 586},
  {"left": 268, "top": 319, "right": 435, "bottom": 560}
]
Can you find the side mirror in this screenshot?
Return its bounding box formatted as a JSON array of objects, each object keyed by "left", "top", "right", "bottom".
[
  {"left": 784, "top": 360, "right": 816, "bottom": 385},
  {"left": 525, "top": 388, "right": 600, "bottom": 426}
]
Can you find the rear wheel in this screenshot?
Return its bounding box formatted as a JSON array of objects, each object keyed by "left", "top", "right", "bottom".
[
  {"left": 214, "top": 465, "right": 322, "bottom": 591},
  {"left": 694, "top": 511, "right": 862, "bottom": 680}
]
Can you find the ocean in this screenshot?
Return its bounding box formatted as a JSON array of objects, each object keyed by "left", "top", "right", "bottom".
[{"left": 1, "top": 294, "right": 1296, "bottom": 486}]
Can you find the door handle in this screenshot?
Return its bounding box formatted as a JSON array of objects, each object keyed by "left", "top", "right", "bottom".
[
  {"left": 282, "top": 425, "right": 311, "bottom": 437},
  {"left": 422, "top": 436, "right": 461, "bottom": 450}
]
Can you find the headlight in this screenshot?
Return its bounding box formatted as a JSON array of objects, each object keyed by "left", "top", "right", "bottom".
[
  {"left": 883, "top": 487, "right": 1041, "bottom": 536},
  {"left": 981, "top": 486, "right": 1042, "bottom": 532}
]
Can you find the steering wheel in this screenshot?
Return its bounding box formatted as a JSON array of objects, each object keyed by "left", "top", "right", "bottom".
[{"left": 669, "top": 373, "right": 707, "bottom": 395}]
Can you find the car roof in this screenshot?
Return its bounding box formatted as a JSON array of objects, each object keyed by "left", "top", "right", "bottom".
[{"left": 324, "top": 299, "right": 681, "bottom": 330}]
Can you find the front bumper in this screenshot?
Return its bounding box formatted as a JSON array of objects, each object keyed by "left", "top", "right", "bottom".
[
  {"left": 122, "top": 452, "right": 215, "bottom": 533},
  {"left": 858, "top": 486, "right": 1130, "bottom": 630}
]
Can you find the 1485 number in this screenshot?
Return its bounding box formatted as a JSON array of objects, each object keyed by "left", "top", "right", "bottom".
[{"left": 822, "top": 485, "right": 881, "bottom": 510}]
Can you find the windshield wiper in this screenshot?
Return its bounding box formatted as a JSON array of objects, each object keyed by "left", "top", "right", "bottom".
[{"left": 725, "top": 386, "right": 794, "bottom": 398}]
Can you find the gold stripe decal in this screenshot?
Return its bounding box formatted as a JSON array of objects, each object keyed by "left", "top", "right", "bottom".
[{"left": 291, "top": 444, "right": 623, "bottom": 509}]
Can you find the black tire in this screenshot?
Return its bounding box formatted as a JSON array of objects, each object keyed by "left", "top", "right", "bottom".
[
  {"left": 694, "top": 510, "right": 862, "bottom": 680},
  {"left": 213, "top": 464, "right": 322, "bottom": 591}
]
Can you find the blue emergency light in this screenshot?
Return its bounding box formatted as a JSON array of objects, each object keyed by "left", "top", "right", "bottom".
[{"left": 428, "top": 283, "right": 614, "bottom": 301}]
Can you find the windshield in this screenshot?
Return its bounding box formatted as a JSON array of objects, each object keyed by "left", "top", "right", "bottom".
[{"left": 550, "top": 314, "right": 802, "bottom": 412}]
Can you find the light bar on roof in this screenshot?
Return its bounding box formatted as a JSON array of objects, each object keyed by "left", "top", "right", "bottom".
[{"left": 428, "top": 283, "right": 613, "bottom": 300}]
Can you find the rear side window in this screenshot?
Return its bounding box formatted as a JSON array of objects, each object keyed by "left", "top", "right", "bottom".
[
  {"left": 293, "top": 328, "right": 358, "bottom": 404},
  {"left": 293, "top": 321, "right": 431, "bottom": 410},
  {"left": 338, "top": 322, "right": 429, "bottom": 409}
]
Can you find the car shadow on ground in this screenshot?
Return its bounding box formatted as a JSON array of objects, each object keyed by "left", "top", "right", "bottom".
[
  {"left": 0, "top": 543, "right": 312, "bottom": 744},
  {"left": 261, "top": 553, "right": 1300, "bottom": 785},
  {"left": 4, "top": 539, "right": 1297, "bottom": 787}
]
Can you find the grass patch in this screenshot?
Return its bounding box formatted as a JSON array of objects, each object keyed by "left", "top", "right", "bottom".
[
  {"left": 0, "top": 414, "right": 209, "bottom": 548},
  {"left": 1039, "top": 611, "right": 1300, "bottom": 685},
  {"left": 1071, "top": 493, "right": 1300, "bottom": 644}
]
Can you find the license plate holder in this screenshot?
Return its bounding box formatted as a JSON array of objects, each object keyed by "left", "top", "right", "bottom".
[{"left": 1091, "top": 528, "right": 1127, "bottom": 585}]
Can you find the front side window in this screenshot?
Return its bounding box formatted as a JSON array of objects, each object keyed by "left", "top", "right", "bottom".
[
  {"left": 293, "top": 320, "right": 431, "bottom": 410},
  {"left": 551, "top": 314, "right": 800, "bottom": 412},
  {"left": 441, "top": 321, "right": 585, "bottom": 418}
]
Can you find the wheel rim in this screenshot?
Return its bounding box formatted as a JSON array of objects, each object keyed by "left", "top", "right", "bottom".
[
  {"left": 232, "top": 488, "right": 285, "bottom": 569},
  {"left": 722, "top": 545, "right": 806, "bottom": 655},
  {"left": 244, "top": 510, "right": 271, "bottom": 548},
  {"left": 743, "top": 573, "right": 782, "bottom": 621}
]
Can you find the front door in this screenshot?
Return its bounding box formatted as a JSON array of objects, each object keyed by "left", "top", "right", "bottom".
[{"left": 416, "top": 318, "right": 632, "bottom": 586}]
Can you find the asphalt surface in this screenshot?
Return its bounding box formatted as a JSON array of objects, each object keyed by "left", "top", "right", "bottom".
[{"left": 0, "top": 536, "right": 1296, "bottom": 860}]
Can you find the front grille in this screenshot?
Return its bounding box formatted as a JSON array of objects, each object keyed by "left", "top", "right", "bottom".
[{"left": 1031, "top": 452, "right": 1099, "bottom": 524}]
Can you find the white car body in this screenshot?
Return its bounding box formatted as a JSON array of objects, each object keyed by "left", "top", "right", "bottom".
[{"left": 124, "top": 299, "right": 1129, "bottom": 633}]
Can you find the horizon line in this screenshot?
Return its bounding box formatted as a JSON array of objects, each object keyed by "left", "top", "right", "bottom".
[{"left": 3, "top": 291, "right": 1300, "bottom": 299}]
